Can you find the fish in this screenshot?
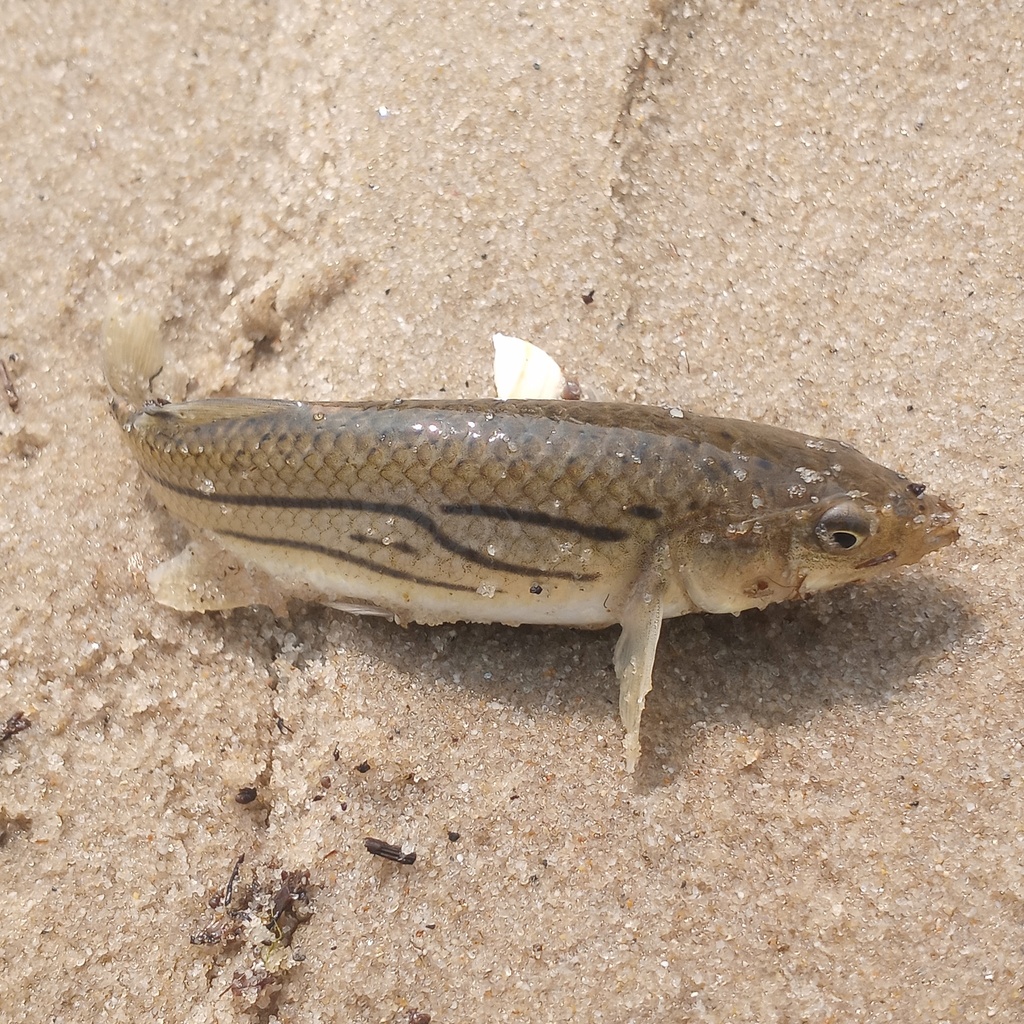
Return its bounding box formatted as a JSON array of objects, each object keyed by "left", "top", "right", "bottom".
[{"left": 105, "top": 315, "right": 958, "bottom": 770}]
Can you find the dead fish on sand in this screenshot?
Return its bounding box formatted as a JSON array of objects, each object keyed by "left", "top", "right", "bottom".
[{"left": 105, "top": 317, "right": 957, "bottom": 770}]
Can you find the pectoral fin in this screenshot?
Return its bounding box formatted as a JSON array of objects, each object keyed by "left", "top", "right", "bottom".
[{"left": 614, "top": 551, "right": 668, "bottom": 773}]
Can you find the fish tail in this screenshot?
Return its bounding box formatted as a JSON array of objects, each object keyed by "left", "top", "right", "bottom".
[{"left": 103, "top": 304, "right": 164, "bottom": 427}]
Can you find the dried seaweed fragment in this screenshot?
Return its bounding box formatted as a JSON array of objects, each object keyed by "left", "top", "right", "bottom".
[
  {"left": 0, "top": 355, "right": 18, "bottom": 411},
  {"left": 0, "top": 711, "right": 31, "bottom": 746},
  {"left": 365, "top": 836, "right": 417, "bottom": 865},
  {"left": 191, "top": 855, "right": 313, "bottom": 1012}
]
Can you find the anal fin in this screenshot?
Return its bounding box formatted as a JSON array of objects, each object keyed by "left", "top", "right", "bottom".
[{"left": 148, "top": 537, "right": 292, "bottom": 616}]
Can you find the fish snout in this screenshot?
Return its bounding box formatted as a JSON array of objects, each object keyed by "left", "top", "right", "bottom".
[
  {"left": 888, "top": 489, "right": 958, "bottom": 567},
  {"left": 925, "top": 507, "right": 959, "bottom": 551},
  {"left": 919, "top": 495, "right": 959, "bottom": 554}
]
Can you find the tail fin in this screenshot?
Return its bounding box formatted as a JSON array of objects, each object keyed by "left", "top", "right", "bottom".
[{"left": 103, "top": 306, "right": 164, "bottom": 427}]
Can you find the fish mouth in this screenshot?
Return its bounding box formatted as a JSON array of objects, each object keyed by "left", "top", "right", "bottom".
[
  {"left": 926, "top": 519, "right": 959, "bottom": 552},
  {"left": 923, "top": 500, "right": 959, "bottom": 553},
  {"left": 904, "top": 485, "right": 959, "bottom": 554}
]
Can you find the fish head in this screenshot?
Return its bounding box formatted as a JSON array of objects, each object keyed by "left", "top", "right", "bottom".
[
  {"left": 668, "top": 430, "right": 958, "bottom": 615},
  {"left": 787, "top": 480, "right": 959, "bottom": 598}
]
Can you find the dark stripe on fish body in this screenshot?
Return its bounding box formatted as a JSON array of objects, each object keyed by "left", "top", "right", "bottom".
[
  {"left": 625, "top": 505, "right": 663, "bottom": 520},
  {"left": 438, "top": 503, "right": 629, "bottom": 542},
  {"left": 217, "top": 529, "right": 484, "bottom": 594},
  {"left": 145, "top": 471, "right": 603, "bottom": 583}
]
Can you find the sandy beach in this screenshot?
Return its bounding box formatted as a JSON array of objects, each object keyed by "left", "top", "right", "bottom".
[{"left": 2, "top": 2, "right": 1021, "bottom": 1020}]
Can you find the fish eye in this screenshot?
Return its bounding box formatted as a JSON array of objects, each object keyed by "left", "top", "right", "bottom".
[{"left": 814, "top": 503, "right": 874, "bottom": 553}]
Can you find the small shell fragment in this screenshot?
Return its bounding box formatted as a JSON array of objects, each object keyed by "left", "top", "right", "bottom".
[{"left": 492, "top": 333, "right": 567, "bottom": 400}]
